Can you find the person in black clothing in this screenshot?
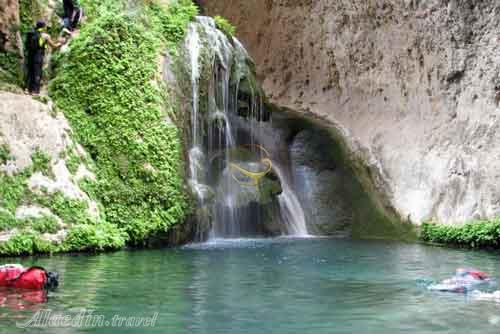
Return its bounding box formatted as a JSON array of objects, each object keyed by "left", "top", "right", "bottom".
[
  {"left": 63, "top": 0, "right": 75, "bottom": 29},
  {"left": 63, "top": 0, "right": 75, "bottom": 19},
  {"left": 62, "top": 0, "right": 84, "bottom": 32},
  {"left": 25, "top": 21, "right": 61, "bottom": 95}
]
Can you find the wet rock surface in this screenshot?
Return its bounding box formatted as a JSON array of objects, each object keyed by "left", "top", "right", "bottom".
[
  {"left": 290, "top": 129, "right": 352, "bottom": 235},
  {"left": 200, "top": 0, "right": 500, "bottom": 226},
  {"left": 267, "top": 111, "right": 413, "bottom": 238}
]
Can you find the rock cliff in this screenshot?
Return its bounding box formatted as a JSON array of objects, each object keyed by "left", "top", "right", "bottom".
[
  {"left": 0, "top": 0, "right": 196, "bottom": 255},
  {"left": 199, "top": 0, "right": 500, "bottom": 225},
  {"left": 0, "top": 92, "right": 108, "bottom": 249},
  {"left": 0, "top": 0, "right": 21, "bottom": 53}
]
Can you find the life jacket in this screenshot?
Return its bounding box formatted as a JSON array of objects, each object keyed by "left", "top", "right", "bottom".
[
  {"left": 0, "top": 265, "right": 58, "bottom": 290},
  {"left": 26, "top": 28, "right": 47, "bottom": 57}
]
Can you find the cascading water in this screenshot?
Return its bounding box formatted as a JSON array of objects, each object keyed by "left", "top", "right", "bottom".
[
  {"left": 273, "top": 165, "right": 308, "bottom": 236},
  {"left": 182, "top": 17, "right": 309, "bottom": 240}
]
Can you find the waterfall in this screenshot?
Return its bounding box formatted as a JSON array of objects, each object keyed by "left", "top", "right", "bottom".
[
  {"left": 273, "top": 165, "right": 309, "bottom": 237},
  {"left": 183, "top": 17, "right": 308, "bottom": 240}
]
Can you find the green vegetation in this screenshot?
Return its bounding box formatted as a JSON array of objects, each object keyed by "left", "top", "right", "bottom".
[
  {"left": 0, "top": 0, "right": 198, "bottom": 256},
  {"left": 6, "top": 0, "right": 62, "bottom": 90},
  {"left": 78, "top": 177, "right": 98, "bottom": 199},
  {"left": 31, "top": 149, "right": 52, "bottom": 176},
  {"left": 0, "top": 163, "right": 128, "bottom": 255},
  {"left": 32, "top": 191, "right": 94, "bottom": 225},
  {"left": 214, "top": 15, "right": 236, "bottom": 37},
  {"left": 421, "top": 220, "right": 500, "bottom": 249},
  {"left": 0, "top": 212, "right": 59, "bottom": 233},
  {"left": 61, "top": 223, "right": 127, "bottom": 252},
  {"left": 0, "top": 232, "right": 54, "bottom": 256},
  {"left": 0, "top": 144, "right": 11, "bottom": 164},
  {"left": 65, "top": 150, "right": 82, "bottom": 175},
  {"left": 28, "top": 215, "right": 60, "bottom": 233},
  {"left": 19, "top": 0, "right": 46, "bottom": 34},
  {"left": 0, "top": 210, "right": 20, "bottom": 231},
  {"left": 149, "top": 0, "right": 199, "bottom": 50},
  {"left": 50, "top": 0, "right": 196, "bottom": 245},
  {"left": 0, "top": 221, "right": 127, "bottom": 255},
  {"left": 0, "top": 51, "right": 23, "bottom": 86},
  {"left": 0, "top": 171, "right": 28, "bottom": 213}
]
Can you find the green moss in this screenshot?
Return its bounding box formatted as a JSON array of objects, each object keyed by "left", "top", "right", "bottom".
[
  {"left": 257, "top": 176, "right": 282, "bottom": 205},
  {"left": 19, "top": 0, "right": 34, "bottom": 34},
  {"left": 0, "top": 51, "right": 23, "bottom": 86},
  {"left": 31, "top": 191, "right": 94, "bottom": 225},
  {"left": 28, "top": 215, "right": 60, "bottom": 233},
  {"left": 19, "top": 0, "right": 49, "bottom": 33},
  {"left": 0, "top": 210, "right": 22, "bottom": 231},
  {"left": 421, "top": 220, "right": 500, "bottom": 249},
  {"left": 0, "top": 172, "right": 29, "bottom": 213},
  {"left": 0, "top": 154, "right": 117, "bottom": 254},
  {"left": 31, "top": 149, "right": 52, "bottom": 176},
  {"left": 214, "top": 15, "right": 236, "bottom": 37},
  {"left": 78, "top": 177, "right": 99, "bottom": 202},
  {"left": 65, "top": 151, "right": 82, "bottom": 175},
  {"left": 0, "top": 144, "right": 11, "bottom": 165},
  {"left": 49, "top": 0, "right": 195, "bottom": 245}
]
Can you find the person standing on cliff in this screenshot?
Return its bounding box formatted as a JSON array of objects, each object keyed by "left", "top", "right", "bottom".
[
  {"left": 25, "top": 21, "right": 62, "bottom": 95},
  {"left": 63, "top": 0, "right": 84, "bottom": 33}
]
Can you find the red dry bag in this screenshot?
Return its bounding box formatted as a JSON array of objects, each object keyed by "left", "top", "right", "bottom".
[{"left": 0, "top": 265, "right": 47, "bottom": 290}]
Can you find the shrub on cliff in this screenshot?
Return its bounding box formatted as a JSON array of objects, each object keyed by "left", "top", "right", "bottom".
[{"left": 214, "top": 15, "right": 236, "bottom": 37}]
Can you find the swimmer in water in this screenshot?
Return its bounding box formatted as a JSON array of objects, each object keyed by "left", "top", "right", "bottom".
[{"left": 427, "top": 268, "right": 492, "bottom": 293}]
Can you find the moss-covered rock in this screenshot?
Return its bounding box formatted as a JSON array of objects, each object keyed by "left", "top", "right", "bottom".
[
  {"left": 1, "top": 1, "right": 201, "bottom": 256},
  {"left": 49, "top": 0, "right": 197, "bottom": 246},
  {"left": 0, "top": 91, "right": 110, "bottom": 255}
]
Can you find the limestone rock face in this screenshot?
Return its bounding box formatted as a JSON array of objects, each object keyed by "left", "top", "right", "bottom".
[
  {"left": 200, "top": 0, "right": 500, "bottom": 225},
  {"left": 0, "top": 92, "right": 101, "bottom": 237},
  {"left": 0, "top": 94, "right": 70, "bottom": 174}
]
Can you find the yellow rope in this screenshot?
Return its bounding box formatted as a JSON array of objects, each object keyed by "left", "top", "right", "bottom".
[
  {"left": 208, "top": 144, "right": 273, "bottom": 186},
  {"left": 229, "top": 144, "right": 272, "bottom": 186},
  {"left": 230, "top": 158, "right": 273, "bottom": 186}
]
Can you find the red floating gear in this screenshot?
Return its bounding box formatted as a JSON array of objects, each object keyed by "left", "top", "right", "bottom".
[{"left": 0, "top": 265, "right": 47, "bottom": 290}]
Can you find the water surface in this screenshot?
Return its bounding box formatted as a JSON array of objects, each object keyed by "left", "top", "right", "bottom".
[{"left": 2, "top": 238, "right": 500, "bottom": 333}]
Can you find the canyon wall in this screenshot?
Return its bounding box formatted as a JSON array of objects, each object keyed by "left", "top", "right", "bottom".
[
  {"left": 0, "top": 0, "right": 21, "bottom": 53},
  {"left": 200, "top": 0, "right": 500, "bottom": 225}
]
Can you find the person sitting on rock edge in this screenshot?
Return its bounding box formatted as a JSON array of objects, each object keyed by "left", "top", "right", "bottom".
[{"left": 25, "top": 21, "right": 63, "bottom": 95}]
